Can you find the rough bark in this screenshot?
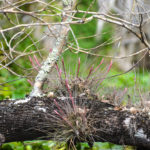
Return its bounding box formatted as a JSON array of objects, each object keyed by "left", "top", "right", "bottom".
[{"left": 0, "top": 96, "right": 150, "bottom": 149}]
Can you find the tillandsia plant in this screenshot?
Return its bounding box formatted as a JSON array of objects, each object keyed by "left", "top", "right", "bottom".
[
  {"left": 44, "top": 57, "right": 112, "bottom": 99},
  {"left": 34, "top": 57, "right": 114, "bottom": 148}
]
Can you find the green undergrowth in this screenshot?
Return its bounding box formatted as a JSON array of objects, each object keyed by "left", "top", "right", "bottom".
[
  {"left": 103, "top": 70, "right": 150, "bottom": 89},
  {"left": 0, "top": 69, "right": 31, "bottom": 100},
  {"left": 1, "top": 141, "right": 134, "bottom": 150}
]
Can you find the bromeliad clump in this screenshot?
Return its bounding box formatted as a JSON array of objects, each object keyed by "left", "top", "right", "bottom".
[
  {"left": 50, "top": 98, "right": 94, "bottom": 148},
  {"left": 46, "top": 58, "right": 112, "bottom": 101},
  {"left": 44, "top": 58, "right": 112, "bottom": 147}
]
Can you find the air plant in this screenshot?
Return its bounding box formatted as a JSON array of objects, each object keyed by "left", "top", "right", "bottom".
[
  {"left": 51, "top": 58, "right": 112, "bottom": 100},
  {"left": 43, "top": 57, "right": 113, "bottom": 149}
]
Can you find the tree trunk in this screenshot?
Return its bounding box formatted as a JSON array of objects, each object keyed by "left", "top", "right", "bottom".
[{"left": 0, "top": 96, "right": 150, "bottom": 149}]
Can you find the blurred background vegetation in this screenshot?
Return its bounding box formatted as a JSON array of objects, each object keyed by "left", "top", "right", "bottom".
[{"left": 0, "top": 0, "right": 150, "bottom": 149}]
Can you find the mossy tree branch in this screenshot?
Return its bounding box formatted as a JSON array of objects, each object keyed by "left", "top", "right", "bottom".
[{"left": 30, "top": 0, "right": 76, "bottom": 97}]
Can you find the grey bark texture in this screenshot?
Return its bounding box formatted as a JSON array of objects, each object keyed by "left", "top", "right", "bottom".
[{"left": 0, "top": 96, "right": 150, "bottom": 149}]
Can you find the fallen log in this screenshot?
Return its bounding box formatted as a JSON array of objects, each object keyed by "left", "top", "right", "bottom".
[{"left": 0, "top": 96, "right": 150, "bottom": 149}]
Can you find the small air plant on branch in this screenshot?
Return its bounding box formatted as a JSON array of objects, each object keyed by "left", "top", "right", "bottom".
[
  {"left": 48, "top": 58, "right": 113, "bottom": 100},
  {"left": 41, "top": 57, "right": 113, "bottom": 148}
]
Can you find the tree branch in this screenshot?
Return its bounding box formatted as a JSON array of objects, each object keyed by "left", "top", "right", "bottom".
[
  {"left": 0, "top": 96, "right": 150, "bottom": 149},
  {"left": 30, "top": 0, "right": 76, "bottom": 97}
]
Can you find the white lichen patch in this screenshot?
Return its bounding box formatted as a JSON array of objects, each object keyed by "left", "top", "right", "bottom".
[
  {"left": 37, "top": 107, "right": 46, "bottom": 113},
  {"left": 34, "top": 106, "right": 46, "bottom": 113},
  {"left": 30, "top": 47, "right": 59, "bottom": 97},
  {"left": 57, "top": 96, "right": 70, "bottom": 100},
  {"left": 124, "top": 117, "right": 131, "bottom": 128},
  {"left": 14, "top": 98, "right": 30, "bottom": 105},
  {"left": 135, "top": 128, "right": 150, "bottom": 142}
]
